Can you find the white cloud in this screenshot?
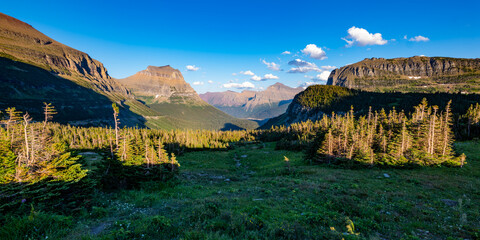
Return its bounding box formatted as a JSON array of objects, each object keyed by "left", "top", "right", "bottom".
[
  {"left": 301, "top": 44, "right": 327, "bottom": 60},
  {"left": 223, "top": 81, "right": 255, "bottom": 89},
  {"left": 186, "top": 65, "right": 200, "bottom": 71},
  {"left": 299, "top": 82, "right": 319, "bottom": 88},
  {"left": 262, "top": 60, "right": 282, "bottom": 71},
  {"left": 250, "top": 73, "right": 280, "bottom": 81},
  {"left": 409, "top": 35, "right": 430, "bottom": 42},
  {"left": 192, "top": 81, "right": 204, "bottom": 85},
  {"left": 251, "top": 75, "right": 262, "bottom": 81},
  {"left": 342, "top": 26, "right": 388, "bottom": 47},
  {"left": 263, "top": 74, "right": 279, "bottom": 80},
  {"left": 313, "top": 71, "right": 331, "bottom": 81},
  {"left": 282, "top": 51, "right": 291, "bottom": 55},
  {"left": 208, "top": 80, "right": 214, "bottom": 84},
  {"left": 287, "top": 59, "right": 321, "bottom": 73},
  {"left": 240, "top": 70, "right": 255, "bottom": 76},
  {"left": 321, "top": 65, "right": 336, "bottom": 71}
]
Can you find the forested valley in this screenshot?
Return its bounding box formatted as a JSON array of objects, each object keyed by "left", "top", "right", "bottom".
[{"left": 1, "top": 96, "right": 479, "bottom": 239}]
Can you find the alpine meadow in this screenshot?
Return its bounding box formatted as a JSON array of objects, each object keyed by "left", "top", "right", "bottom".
[{"left": 1, "top": 1, "right": 480, "bottom": 239}]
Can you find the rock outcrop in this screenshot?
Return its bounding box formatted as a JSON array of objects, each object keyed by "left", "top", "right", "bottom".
[
  {"left": 0, "top": 12, "right": 130, "bottom": 96},
  {"left": 327, "top": 56, "right": 480, "bottom": 92},
  {"left": 0, "top": 12, "right": 151, "bottom": 126},
  {"left": 117, "top": 65, "right": 205, "bottom": 104}
]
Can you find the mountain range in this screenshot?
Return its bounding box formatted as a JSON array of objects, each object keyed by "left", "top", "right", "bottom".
[
  {"left": 200, "top": 83, "right": 303, "bottom": 120},
  {"left": 0, "top": 12, "right": 257, "bottom": 130},
  {"left": 2, "top": 12, "right": 480, "bottom": 131},
  {"left": 327, "top": 56, "right": 480, "bottom": 93}
]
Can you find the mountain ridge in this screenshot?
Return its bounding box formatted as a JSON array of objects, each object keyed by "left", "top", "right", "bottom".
[
  {"left": 327, "top": 56, "right": 480, "bottom": 93},
  {"left": 200, "top": 82, "right": 302, "bottom": 119},
  {"left": 0, "top": 12, "right": 257, "bottom": 130}
]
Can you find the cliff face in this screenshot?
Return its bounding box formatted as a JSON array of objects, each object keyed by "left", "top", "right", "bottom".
[
  {"left": 0, "top": 12, "right": 130, "bottom": 96},
  {"left": 117, "top": 65, "right": 205, "bottom": 104},
  {"left": 0, "top": 13, "right": 151, "bottom": 126},
  {"left": 200, "top": 83, "right": 303, "bottom": 119},
  {"left": 327, "top": 56, "right": 480, "bottom": 92}
]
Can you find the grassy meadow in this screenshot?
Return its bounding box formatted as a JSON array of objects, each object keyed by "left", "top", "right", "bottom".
[{"left": 2, "top": 140, "right": 478, "bottom": 239}]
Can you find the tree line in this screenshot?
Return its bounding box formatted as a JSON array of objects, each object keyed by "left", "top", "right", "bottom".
[{"left": 0, "top": 99, "right": 478, "bottom": 212}]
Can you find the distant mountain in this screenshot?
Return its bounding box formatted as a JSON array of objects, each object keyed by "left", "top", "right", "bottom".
[
  {"left": 115, "top": 65, "right": 258, "bottom": 130},
  {"left": 117, "top": 65, "right": 204, "bottom": 105},
  {"left": 0, "top": 12, "right": 257, "bottom": 130},
  {"left": 200, "top": 83, "right": 303, "bottom": 120},
  {"left": 327, "top": 56, "right": 480, "bottom": 93}
]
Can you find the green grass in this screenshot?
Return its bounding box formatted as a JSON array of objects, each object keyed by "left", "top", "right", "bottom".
[
  {"left": 2, "top": 141, "right": 479, "bottom": 239},
  {"left": 148, "top": 103, "right": 259, "bottom": 130}
]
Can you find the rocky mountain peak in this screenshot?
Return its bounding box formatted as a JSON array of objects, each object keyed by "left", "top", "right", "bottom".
[
  {"left": 117, "top": 65, "right": 204, "bottom": 104},
  {"left": 140, "top": 65, "right": 183, "bottom": 79}
]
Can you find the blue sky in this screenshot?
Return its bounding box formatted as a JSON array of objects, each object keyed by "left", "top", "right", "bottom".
[{"left": 3, "top": 0, "right": 480, "bottom": 93}]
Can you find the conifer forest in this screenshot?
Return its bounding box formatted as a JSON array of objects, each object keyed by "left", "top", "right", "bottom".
[{"left": 1, "top": 98, "right": 479, "bottom": 239}]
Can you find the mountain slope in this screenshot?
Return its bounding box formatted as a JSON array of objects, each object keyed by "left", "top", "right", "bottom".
[
  {"left": 0, "top": 13, "right": 257, "bottom": 130},
  {"left": 0, "top": 12, "right": 154, "bottom": 126},
  {"left": 263, "top": 85, "right": 480, "bottom": 128},
  {"left": 117, "top": 65, "right": 258, "bottom": 130},
  {"left": 200, "top": 83, "right": 303, "bottom": 119},
  {"left": 327, "top": 56, "right": 480, "bottom": 93}
]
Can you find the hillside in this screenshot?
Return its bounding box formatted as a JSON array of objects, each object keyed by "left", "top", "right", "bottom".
[
  {"left": 0, "top": 12, "right": 154, "bottom": 126},
  {"left": 117, "top": 65, "right": 258, "bottom": 130},
  {"left": 0, "top": 13, "right": 257, "bottom": 130},
  {"left": 263, "top": 85, "right": 480, "bottom": 128},
  {"left": 327, "top": 56, "right": 480, "bottom": 93},
  {"left": 200, "top": 83, "right": 302, "bottom": 119}
]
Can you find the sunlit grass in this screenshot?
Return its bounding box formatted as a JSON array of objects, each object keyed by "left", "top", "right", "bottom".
[{"left": 2, "top": 140, "right": 479, "bottom": 239}]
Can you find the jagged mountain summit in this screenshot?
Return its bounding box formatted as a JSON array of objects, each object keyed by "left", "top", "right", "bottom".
[
  {"left": 327, "top": 56, "right": 480, "bottom": 93},
  {"left": 117, "top": 65, "right": 205, "bottom": 104},
  {"left": 200, "top": 82, "right": 303, "bottom": 120}
]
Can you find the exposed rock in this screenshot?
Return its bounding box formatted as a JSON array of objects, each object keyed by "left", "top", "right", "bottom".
[
  {"left": 0, "top": 12, "right": 147, "bottom": 127},
  {"left": 327, "top": 56, "right": 480, "bottom": 90},
  {"left": 0, "top": 12, "right": 130, "bottom": 97},
  {"left": 117, "top": 65, "right": 205, "bottom": 104}
]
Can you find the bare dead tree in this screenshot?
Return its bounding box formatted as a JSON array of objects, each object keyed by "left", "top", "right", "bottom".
[
  {"left": 43, "top": 102, "right": 57, "bottom": 130},
  {"left": 112, "top": 103, "right": 120, "bottom": 149}
]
